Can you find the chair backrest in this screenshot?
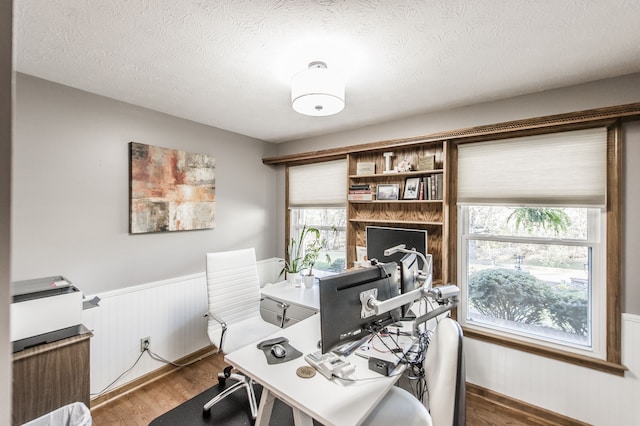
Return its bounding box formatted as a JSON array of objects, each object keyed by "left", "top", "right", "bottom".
[
  {"left": 206, "top": 248, "right": 263, "bottom": 326},
  {"left": 424, "top": 317, "right": 465, "bottom": 426}
]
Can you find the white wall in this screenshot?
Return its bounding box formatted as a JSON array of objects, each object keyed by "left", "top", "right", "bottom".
[
  {"left": 275, "top": 73, "right": 640, "bottom": 424},
  {"left": 1, "top": 2, "right": 13, "bottom": 424},
  {"left": 465, "top": 314, "right": 640, "bottom": 425},
  {"left": 12, "top": 74, "right": 280, "bottom": 296}
]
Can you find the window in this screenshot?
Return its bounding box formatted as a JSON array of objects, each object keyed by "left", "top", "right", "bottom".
[
  {"left": 289, "top": 208, "right": 346, "bottom": 275},
  {"left": 459, "top": 206, "right": 604, "bottom": 357},
  {"left": 457, "top": 128, "right": 608, "bottom": 360},
  {"left": 288, "top": 160, "right": 347, "bottom": 276}
]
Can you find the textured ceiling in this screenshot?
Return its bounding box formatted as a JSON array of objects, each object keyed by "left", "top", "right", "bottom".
[{"left": 15, "top": 0, "right": 640, "bottom": 143}]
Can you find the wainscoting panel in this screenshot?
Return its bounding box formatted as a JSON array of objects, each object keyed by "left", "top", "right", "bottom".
[
  {"left": 83, "top": 257, "right": 284, "bottom": 397},
  {"left": 465, "top": 313, "right": 640, "bottom": 425},
  {"left": 82, "top": 274, "right": 210, "bottom": 396}
]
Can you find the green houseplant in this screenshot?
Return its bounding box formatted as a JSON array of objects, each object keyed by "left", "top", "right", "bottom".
[
  {"left": 282, "top": 225, "right": 321, "bottom": 284},
  {"left": 301, "top": 232, "right": 330, "bottom": 288}
]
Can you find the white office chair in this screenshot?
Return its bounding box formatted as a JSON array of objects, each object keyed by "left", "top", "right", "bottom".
[
  {"left": 202, "top": 248, "right": 281, "bottom": 419},
  {"left": 363, "top": 317, "right": 465, "bottom": 426}
]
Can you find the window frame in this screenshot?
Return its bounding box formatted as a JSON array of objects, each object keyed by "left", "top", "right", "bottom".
[
  {"left": 285, "top": 159, "right": 348, "bottom": 277},
  {"left": 448, "top": 123, "right": 625, "bottom": 376},
  {"left": 457, "top": 205, "right": 606, "bottom": 359}
]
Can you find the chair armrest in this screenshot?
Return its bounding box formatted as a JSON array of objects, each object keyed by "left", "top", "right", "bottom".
[
  {"left": 204, "top": 311, "right": 228, "bottom": 352},
  {"left": 260, "top": 296, "right": 290, "bottom": 328},
  {"left": 261, "top": 295, "right": 290, "bottom": 310}
]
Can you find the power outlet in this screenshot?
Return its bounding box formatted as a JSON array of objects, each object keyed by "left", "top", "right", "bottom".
[{"left": 140, "top": 336, "right": 151, "bottom": 352}]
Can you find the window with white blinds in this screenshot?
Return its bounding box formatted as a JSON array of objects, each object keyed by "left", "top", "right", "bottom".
[
  {"left": 288, "top": 159, "right": 347, "bottom": 207},
  {"left": 457, "top": 127, "right": 607, "bottom": 207},
  {"left": 456, "top": 126, "right": 609, "bottom": 361}
]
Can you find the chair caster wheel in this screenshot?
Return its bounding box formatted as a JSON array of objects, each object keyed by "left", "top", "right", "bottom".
[
  {"left": 219, "top": 365, "right": 233, "bottom": 385},
  {"left": 202, "top": 408, "right": 211, "bottom": 418}
]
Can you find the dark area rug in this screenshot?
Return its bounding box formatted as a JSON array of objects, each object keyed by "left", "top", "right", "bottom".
[{"left": 149, "top": 382, "right": 296, "bottom": 426}]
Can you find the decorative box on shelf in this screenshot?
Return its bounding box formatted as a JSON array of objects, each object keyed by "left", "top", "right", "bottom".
[
  {"left": 417, "top": 155, "right": 435, "bottom": 171},
  {"left": 356, "top": 162, "right": 376, "bottom": 175}
]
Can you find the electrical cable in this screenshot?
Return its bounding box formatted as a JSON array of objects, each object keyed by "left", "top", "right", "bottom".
[
  {"left": 90, "top": 349, "right": 146, "bottom": 397},
  {"left": 146, "top": 346, "right": 217, "bottom": 368},
  {"left": 90, "top": 341, "right": 217, "bottom": 398}
]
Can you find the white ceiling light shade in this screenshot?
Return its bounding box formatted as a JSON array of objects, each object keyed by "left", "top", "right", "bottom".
[{"left": 291, "top": 61, "right": 345, "bottom": 116}]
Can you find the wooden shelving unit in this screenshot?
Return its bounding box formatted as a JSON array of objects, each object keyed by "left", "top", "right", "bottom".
[{"left": 346, "top": 141, "right": 449, "bottom": 284}]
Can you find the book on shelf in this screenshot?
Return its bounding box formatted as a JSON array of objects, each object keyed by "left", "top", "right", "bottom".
[
  {"left": 421, "top": 173, "right": 443, "bottom": 200},
  {"left": 348, "top": 193, "right": 374, "bottom": 201},
  {"left": 349, "top": 183, "right": 370, "bottom": 190}
]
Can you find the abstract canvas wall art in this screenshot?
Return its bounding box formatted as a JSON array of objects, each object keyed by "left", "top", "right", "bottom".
[{"left": 129, "top": 142, "right": 216, "bottom": 234}]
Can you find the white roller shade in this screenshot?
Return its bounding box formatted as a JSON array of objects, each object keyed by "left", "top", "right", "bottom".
[
  {"left": 457, "top": 128, "right": 607, "bottom": 207},
  {"left": 288, "top": 159, "right": 347, "bottom": 207}
]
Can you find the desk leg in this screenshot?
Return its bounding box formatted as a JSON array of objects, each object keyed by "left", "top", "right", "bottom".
[
  {"left": 292, "top": 408, "right": 314, "bottom": 426},
  {"left": 256, "top": 388, "right": 314, "bottom": 426},
  {"left": 255, "top": 388, "right": 276, "bottom": 426}
]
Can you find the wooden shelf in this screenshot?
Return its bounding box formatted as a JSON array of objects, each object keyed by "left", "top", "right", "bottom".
[
  {"left": 348, "top": 199, "right": 442, "bottom": 204},
  {"left": 349, "top": 218, "right": 443, "bottom": 226},
  {"left": 346, "top": 141, "right": 449, "bottom": 284},
  {"left": 349, "top": 169, "right": 444, "bottom": 179}
]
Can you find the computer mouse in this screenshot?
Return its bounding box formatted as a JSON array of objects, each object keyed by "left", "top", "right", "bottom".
[{"left": 271, "top": 343, "right": 287, "bottom": 358}]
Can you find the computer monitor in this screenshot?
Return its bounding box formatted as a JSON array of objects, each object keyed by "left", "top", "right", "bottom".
[
  {"left": 399, "top": 252, "right": 420, "bottom": 319},
  {"left": 318, "top": 262, "right": 400, "bottom": 354},
  {"left": 366, "top": 226, "right": 428, "bottom": 270}
]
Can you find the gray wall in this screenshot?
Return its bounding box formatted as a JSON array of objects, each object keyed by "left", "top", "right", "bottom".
[
  {"left": 623, "top": 120, "right": 640, "bottom": 315},
  {"left": 13, "top": 74, "right": 279, "bottom": 295},
  {"left": 278, "top": 73, "right": 640, "bottom": 156},
  {"left": 1, "top": 1, "right": 13, "bottom": 423},
  {"left": 276, "top": 73, "right": 640, "bottom": 315}
]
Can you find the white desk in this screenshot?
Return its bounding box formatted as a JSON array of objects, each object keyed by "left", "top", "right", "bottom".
[
  {"left": 260, "top": 281, "right": 319, "bottom": 327},
  {"left": 225, "top": 314, "right": 405, "bottom": 426}
]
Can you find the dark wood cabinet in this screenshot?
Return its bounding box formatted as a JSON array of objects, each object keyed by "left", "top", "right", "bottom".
[{"left": 12, "top": 326, "right": 92, "bottom": 425}]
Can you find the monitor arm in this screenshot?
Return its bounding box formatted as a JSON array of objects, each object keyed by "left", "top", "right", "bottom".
[
  {"left": 360, "top": 243, "right": 459, "bottom": 323},
  {"left": 383, "top": 244, "right": 433, "bottom": 290},
  {"left": 360, "top": 244, "right": 460, "bottom": 326},
  {"left": 360, "top": 283, "right": 460, "bottom": 318}
]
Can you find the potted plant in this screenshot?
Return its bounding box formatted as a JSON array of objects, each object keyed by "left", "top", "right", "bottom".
[
  {"left": 302, "top": 230, "right": 331, "bottom": 288},
  {"left": 281, "top": 224, "right": 320, "bottom": 286}
]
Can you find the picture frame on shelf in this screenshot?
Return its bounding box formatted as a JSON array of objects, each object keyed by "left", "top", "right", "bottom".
[
  {"left": 376, "top": 183, "right": 400, "bottom": 200},
  {"left": 403, "top": 177, "right": 421, "bottom": 200}
]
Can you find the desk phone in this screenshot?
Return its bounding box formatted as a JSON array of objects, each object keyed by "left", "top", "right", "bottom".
[{"left": 304, "top": 351, "right": 355, "bottom": 379}]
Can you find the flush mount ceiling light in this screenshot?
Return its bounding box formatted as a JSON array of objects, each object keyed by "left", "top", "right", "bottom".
[{"left": 291, "top": 61, "right": 345, "bottom": 116}]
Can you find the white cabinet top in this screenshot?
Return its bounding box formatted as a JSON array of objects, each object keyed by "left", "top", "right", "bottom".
[{"left": 261, "top": 281, "right": 320, "bottom": 311}]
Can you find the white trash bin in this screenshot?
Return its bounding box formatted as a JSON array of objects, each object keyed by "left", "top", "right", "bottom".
[{"left": 22, "top": 402, "right": 91, "bottom": 426}]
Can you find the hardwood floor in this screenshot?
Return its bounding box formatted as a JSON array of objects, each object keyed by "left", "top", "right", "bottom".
[
  {"left": 90, "top": 352, "right": 538, "bottom": 425},
  {"left": 91, "top": 352, "right": 227, "bottom": 425}
]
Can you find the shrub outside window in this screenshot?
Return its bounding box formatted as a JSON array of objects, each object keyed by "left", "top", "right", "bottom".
[{"left": 459, "top": 205, "right": 605, "bottom": 358}]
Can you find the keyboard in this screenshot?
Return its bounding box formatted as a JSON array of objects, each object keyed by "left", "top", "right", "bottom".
[{"left": 332, "top": 335, "right": 371, "bottom": 356}]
